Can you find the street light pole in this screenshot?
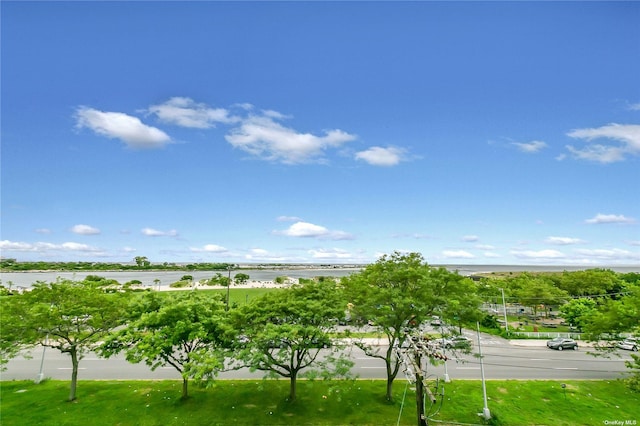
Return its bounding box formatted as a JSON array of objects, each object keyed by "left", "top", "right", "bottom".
[
  {"left": 476, "top": 322, "right": 491, "bottom": 421},
  {"left": 35, "top": 335, "right": 48, "bottom": 384}
]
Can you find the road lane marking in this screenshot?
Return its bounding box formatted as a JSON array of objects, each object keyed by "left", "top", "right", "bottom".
[
  {"left": 553, "top": 367, "right": 578, "bottom": 370},
  {"left": 530, "top": 358, "right": 550, "bottom": 361}
]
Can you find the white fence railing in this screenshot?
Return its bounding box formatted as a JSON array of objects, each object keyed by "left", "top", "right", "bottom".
[{"left": 510, "top": 331, "right": 583, "bottom": 340}]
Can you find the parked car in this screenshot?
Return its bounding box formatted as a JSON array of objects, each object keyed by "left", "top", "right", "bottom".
[
  {"left": 617, "top": 337, "right": 638, "bottom": 352},
  {"left": 546, "top": 337, "right": 578, "bottom": 351},
  {"left": 442, "top": 335, "right": 472, "bottom": 349}
]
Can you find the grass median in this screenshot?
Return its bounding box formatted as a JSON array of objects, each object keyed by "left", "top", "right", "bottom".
[{"left": 1, "top": 379, "right": 638, "bottom": 425}]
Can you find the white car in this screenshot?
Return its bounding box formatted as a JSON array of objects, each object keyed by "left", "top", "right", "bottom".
[{"left": 617, "top": 337, "right": 638, "bottom": 352}]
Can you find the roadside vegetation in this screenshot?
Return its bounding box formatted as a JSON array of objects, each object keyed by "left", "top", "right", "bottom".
[{"left": 1, "top": 252, "right": 638, "bottom": 423}]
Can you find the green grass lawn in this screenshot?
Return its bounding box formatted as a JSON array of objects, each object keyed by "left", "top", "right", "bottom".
[{"left": 1, "top": 379, "right": 637, "bottom": 425}]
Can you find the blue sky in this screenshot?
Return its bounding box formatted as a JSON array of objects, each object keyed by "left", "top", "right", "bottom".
[{"left": 1, "top": 1, "right": 639, "bottom": 266}]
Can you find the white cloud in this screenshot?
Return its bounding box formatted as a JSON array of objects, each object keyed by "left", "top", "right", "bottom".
[
  {"left": 511, "top": 249, "right": 566, "bottom": 259},
  {"left": 308, "top": 248, "right": 354, "bottom": 260},
  {"left": 354, "top": 146, "right": 407, "bottom": 166},
  {"left": 225, "top": 113, "right": 356, "bottom": 164},
  {"left": 70, "top": 224, "right": 101, "bottom": 235},
  {"left": 512, "top": 140, "right": 547, "bottom": 153},
  {"left": 35, "top": 228, "right": 52, "bottom": 234},
  {"left": 442, "top": 250, "right": 475, "bottom": 259},
  {"left": 190, "top": 244, "right": 228, "bottom": 253},
  {"left": 545, "top": 236, "right": 585, "bottom": 245},
  {"left": 585, "top": 213, "right": 636, "bottom": 224},
  {"left": 628, "top": 103, "right": 640, "bottom": 111},
  {"left": 0, "top": 240, "right": 103, "bottom": 254},
  {"left": 573, "top": 248, "right": 640, "bottom": 262},
  {"left": 476, "top": 244, "right": 495, "bottom": 250},
  {"left": 566, "top": 123, "right": 640, "bottom": 163},
  {"left": 273, "top": 221, "right": 354, "bottom": 240},
  {"left": 75, "top": 107, "right": 171, "bottom": 149},
  {"left": 462, "top": 235, "right": 479, "bottom": 242},
  {"left": 244, "top": 248, "right": 289, "bottom": 262},
  {"left": 146, "top": 97, "right": 239, "bottom": 128},
  {"left": 141, "top": 227, "right": 179, "bottom": 237}
]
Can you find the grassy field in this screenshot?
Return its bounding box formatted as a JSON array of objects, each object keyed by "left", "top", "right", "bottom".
[{"left": 1, "top": 379, "right": 638, "bottom": 425}]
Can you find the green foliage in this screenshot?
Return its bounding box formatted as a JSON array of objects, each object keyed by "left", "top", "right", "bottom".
[
  {"left": 100, "top": 291, "right": 228, "bottom": 399},
  {"left": 232, "top": 281, "right": 353, "bottom": 401},
  {"left": 341, "top": 251, "right": 481, "bottom": 401},
  {"left": 559, "top": 298, "right": 597, "bottom": 331},
  {"left": 234, "top": 272, "right": 250, "bottom": 284},
  {"left": 2, "top": 280, "right": 126, "bottom": 400},
  {"left": 480, "top": 314, "right": 500, "bottom": 329}
]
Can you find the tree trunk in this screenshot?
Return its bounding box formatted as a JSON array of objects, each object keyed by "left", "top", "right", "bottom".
[
  {"left": 182, "top": 377, "right": 189, "bottom": 399},
  {"left": 289, "top": 371, "right": 297, "bottom": 402},
  {"left": 69, "top": 348, "right": 78, "bottom": 401},
  {"left": 386, "top": 376, "right": 394, "bottom": 401}
]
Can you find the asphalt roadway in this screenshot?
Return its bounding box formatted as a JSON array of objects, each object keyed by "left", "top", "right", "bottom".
[{"left": 2, "top": 332, "right": 632, "bottom": 383}]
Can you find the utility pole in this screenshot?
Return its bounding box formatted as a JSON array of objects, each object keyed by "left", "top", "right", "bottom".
[
  {"left": 396, "top": 334, "right": 445, "bottom": 426},
  {"left": 500, "top": 288, "right": 509, "bottom": 334}
]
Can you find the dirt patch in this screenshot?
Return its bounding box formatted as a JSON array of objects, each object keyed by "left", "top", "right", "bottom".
[{"left": 497, "top": 387, "right": 508, "bottom": 394}]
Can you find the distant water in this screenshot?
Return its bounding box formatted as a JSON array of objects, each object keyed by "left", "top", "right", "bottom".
[{"left": 1, "top": 265, "right": 638, "bottom": 289}]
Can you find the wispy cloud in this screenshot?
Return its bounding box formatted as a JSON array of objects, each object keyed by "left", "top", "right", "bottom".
[
  {"left": 574, "top": 248, "right": 640, "bottom": 262},
  {"left": 461, "top": 235, "right": 479, "bottom": 242},
  {"left": 511, "top": 249, "right": 566, "bottom": 260},
  {"left": 308, "top": 248, "right": 355, "bottom": 260},
  {"left": 225, "top": 113, "right": 356, "bottom": 164},
  {"left": 584, "top": 213, "right": 635, "bottom": 224},
  {"left": 355, "top": 146, "right": 408, "bottom": 166},
  {"left": 70, "top": 224, "right": 101, "bottom": 235},
  {"left": 147, "top": 97, "right": 239, "bottom": 128},
  {"left": 512, "top": 140, "right": 547, "bottom": 153},
  {"left": 0, "top": 240, "right": 103, "bottom": 254},
  {"left": 545, "top": 236, "right": 585, "bottom": 245},
  {"left": 277, "top": 215, "right": 303, "bottom": 222},
  {"left": 75, "top": 107, "right": 171, "bottom": 149},
  {"left": 566, "top": 123, "right": 640, "bottom": 163},
  {"left": 141, "top": 227, "right": 179, "bottom": 237},
  {"left": 273, "top": 221, "right": 354, "bottom": 240},
  {"left": 190, "top": 244, "right": 228, "bottom": 253},
  {"left": 442, "top": 250, "right": 475, "bottom": 259}
]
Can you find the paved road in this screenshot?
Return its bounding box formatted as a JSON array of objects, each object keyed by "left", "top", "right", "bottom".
[{"left": 2, "top": 333, "right": 632, "bottom": 382}]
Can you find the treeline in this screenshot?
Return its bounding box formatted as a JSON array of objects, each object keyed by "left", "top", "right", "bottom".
[
  {"left": 0, "top": 258, "right": 235, "bottom": 272},
  {"left": 2, "top": 253, "right": 638, "bottom": 405}
]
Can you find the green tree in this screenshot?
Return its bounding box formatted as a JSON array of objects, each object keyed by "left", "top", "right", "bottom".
[
  {"left": 232, "top": 281, "right": 352, "bottom": 402},
  {"left": 583, "top": 282, "right": 640, "bottom": 391},
  {"left": 3, "top": 280, "right": 125, "bottom": 401},
  {"left": 234, "top": 273, "right": 250, "bottom": 285},
  {"left": 515, "top": 276, "right": 568, "bottom": 319},
  {"left": 341, "top": 252, "right": 477, "bottom": 401},
  {"left": 559, "top": 298, "right": 597, "bottom": 331},
  {"left": 134, "top": 256, "right": 150, "bottom": 267},
  {"left": 100, "top": 291, "right": 228, "bottom": 399},
  {"left": 557, "top": 269, "right": 623, "bottom": 297}
]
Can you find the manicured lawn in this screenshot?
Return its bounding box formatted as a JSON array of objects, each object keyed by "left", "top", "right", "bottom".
[{"left": 1, "top": 379, "right": 637, "bottom": 425}]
